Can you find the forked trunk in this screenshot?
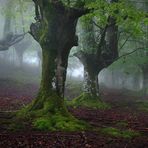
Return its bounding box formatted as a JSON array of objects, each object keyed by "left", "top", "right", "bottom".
[{"left": 29, "top": 1, "right": 87, "bottom": 111}]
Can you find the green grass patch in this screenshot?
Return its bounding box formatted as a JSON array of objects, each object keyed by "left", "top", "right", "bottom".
[
  {"left": 67, "top": 93, "right": 110, "bottom": 109},
  {"left": 100, "top": 127, "right": 140, "bottom": 139}
]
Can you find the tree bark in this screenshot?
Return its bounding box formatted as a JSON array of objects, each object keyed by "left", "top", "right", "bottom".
[
  {"left": 74, "top": 51, "right": 102, "bottom": 97},
  {"left": 83, "top": 67, "right": 99, "bottom": 97}
]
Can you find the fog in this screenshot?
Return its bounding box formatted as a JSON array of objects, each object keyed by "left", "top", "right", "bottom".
[
  {"left": 99, "top": 68, "right": 143, "bottom": 91},
  {"left": 0, "top": 0, "right": 147, "bottom": 99}
]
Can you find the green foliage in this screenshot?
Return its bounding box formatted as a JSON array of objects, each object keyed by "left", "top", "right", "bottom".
[
  {"left": 76, "top": 17, "right": 98, "bottom": 54},
  {"left": 67, "top": 93, "right": 110, "bottom": 109},
  {"left": 101, "top": 127, "right": 140, "bottom": 138},
  {"left": 86, "top": 0, "right": 147, "bottom": 37},
  {"left": 74, "top": 0, "right": 148, "bottom": 57}
]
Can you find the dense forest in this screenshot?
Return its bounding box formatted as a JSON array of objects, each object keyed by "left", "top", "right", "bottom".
[{"left": 0, "top": 0, "right": 148, "bottom": 147}]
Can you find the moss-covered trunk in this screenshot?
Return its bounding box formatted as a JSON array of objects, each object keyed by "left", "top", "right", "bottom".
[
  {"left": 14, "top": 1, "right": 91, "bottom": 131},
  {"left": 30, "top": 45, "right": 57, "bottom": 111},
  {"left": 27, "top": 1, "right": 87, "bottom": 114}
]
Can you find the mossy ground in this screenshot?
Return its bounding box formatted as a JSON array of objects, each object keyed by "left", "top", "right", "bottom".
[
  {"left": 67, "top": 93, "right": 110, "bottom": 109},
  {"left": 12, "top": 92, "right": 91, "bottom": 131},
  {"left": 100, "top": 127, "right": 140, "bottom": 139}
]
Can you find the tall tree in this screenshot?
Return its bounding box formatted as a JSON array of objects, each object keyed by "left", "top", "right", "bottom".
[
  {"left": 71, "top": 0, "right": 147, "bottom": 106},
  {"left": 74, "top": 0, "right": 118, "bottom": 100}
]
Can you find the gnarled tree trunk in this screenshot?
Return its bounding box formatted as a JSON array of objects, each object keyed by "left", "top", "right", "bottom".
[{"left": 29, "top": 1, "right": 87, "bottom": 112}]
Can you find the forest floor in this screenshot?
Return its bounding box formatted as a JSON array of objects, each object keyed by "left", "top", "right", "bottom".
[{"left": 0, "top": 79, "right": 148, "bottom": 148}]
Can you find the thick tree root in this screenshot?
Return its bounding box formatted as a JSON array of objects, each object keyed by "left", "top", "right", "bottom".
[{"left": 12, "top": 92, "right": 90, "bottom": 131}]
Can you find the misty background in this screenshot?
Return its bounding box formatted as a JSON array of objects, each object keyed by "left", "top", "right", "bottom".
[{"left": 0, "top": 0, "right": 147, "bottom": 101}]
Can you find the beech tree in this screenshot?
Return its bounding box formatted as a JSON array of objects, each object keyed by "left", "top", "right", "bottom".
[
  {"left": 29, "top": 0, "right": 87, "bottom": 105},
  {"left": 72, "top": 0, "right": 147, "bottom": 102},
  {"left": 17, "top": 0, "right": 90, "bottom": 131},
  {"left": 74, "top": 16, "right": 118, "bottom": 98}
]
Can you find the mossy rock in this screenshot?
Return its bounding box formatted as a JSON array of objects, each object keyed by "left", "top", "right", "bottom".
[
  {"left": 100, "top": 127, "right": 140, "bottom": 139},
  {"left": 67, "top": 93, "right": 110, "bottom": 109}
]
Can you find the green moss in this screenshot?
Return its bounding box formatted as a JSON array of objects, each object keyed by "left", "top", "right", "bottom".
[
  {"left": 33, "top": 113, "right": 89, "bottom": 131},
  {"left": 100, "top": 127, "right": 140, "bottom": 139},
  {"left": 67, "top": 93, "right": 110, "bottom": 109}
]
